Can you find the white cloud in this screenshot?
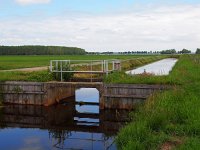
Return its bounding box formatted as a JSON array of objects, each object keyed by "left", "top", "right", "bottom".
[
  {"left": 15, "top": 0, "right": 51, "bottom": 5},
  {"left": 1, "top": 4, "right": 200, "bottom": 52}
]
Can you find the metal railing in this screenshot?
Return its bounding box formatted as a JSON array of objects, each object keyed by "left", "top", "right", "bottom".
[{"left": 50, "top": 60, "right": 121, "bottom": 81}]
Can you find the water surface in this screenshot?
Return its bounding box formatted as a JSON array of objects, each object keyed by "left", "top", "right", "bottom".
[
  {"left": 0, "top": 88, "right": 129, "bottom": 150},
  {"left": 126, "top": 58, "right": 178, "bottom": 75}
]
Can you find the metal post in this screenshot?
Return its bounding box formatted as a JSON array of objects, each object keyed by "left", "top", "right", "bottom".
[
  {"left": 103, "top": 60, "right": 106, "bottom": 73},
  {"left": 90, "top": 61, "right": 93, "bottom": 82},
  {"left": 101, "top": 60, "right": 104, "bottom": 72},
  {"left": 50, "top": 60, "right": 52, "bottom": 72},
  {"left": 106, "top": 60, "right": 108, "bottom": 76},
  {"left": 56, "top": 61, "right": 58, "bottom": 71},
  {"left": 112, "top": 61, "right": 115, "bottom": 71},
  {"left": 69, "top": 60, "right": 71, "bottom": 70},
  {"left": 60, "top": 61, "right": 63, "bottom": 82}
]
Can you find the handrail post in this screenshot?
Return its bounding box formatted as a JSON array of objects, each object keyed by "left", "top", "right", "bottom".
[
  {"left": 56, "top": 61, "right": 58, "bottom": 71},
  {"left": 61, "top": 61, "right": 63, "bottom": 82},
  {"left": 106, "top": 60, "right": 108, "bottom": 76},
  {"left": 50, "top": 60, "right": 52, "bottom": 72},
  {"left": 112, "top": 60, "right": 115, "bottom": 71}
]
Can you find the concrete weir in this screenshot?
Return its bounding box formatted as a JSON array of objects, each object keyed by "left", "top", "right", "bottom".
[{"left": 0, "top": 81, "right": 169, "bottom": 109}]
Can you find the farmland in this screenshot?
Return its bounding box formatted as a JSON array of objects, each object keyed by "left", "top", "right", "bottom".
[
  {"left": 0, "top": 55, "right": 152, "bottom": 70},
  {"left": 0, "top": 55, "right": 164, "bottom": 81}
]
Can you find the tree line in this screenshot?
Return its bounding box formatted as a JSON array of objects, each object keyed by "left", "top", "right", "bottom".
[
  {"left": 88, "top": 48, "right": 200, "bottom": 55},
  {"left": 0, "top": 46, "right": 86, "bottom": 55}
]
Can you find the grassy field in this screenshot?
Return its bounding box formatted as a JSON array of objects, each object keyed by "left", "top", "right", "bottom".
[
  {"left": 116, "top": 54, "right": 200, "bottom": 150},
  {"left": 0, "top": 55, "right": 164, "bottom": 81},
  {"left": 0, "top": 55, "right": 152, "bottom": 70}
]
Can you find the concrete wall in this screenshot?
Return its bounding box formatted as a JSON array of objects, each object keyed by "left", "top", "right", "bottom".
[
  {"left": 0, "top": 82, "right": 45, "bottom": 105},
  {"left": 44, "top": 82, "right": 75, "bottom": 106},
  {"left": 0, "top": 81, "right": 76, "bottom": 106},
  {"left": 100, "top": 84, "right": 169, "bottom": 109},
  {"left": 0, "top": 81, "right": 169, "bottom": 110}
]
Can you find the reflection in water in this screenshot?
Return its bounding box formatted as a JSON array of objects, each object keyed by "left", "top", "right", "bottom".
[
  {"left": 0, "top": 88, "right": 130, "bottom": 150},
  {"left": 126, "top": 58, "right": 178, "bottom": 75}
]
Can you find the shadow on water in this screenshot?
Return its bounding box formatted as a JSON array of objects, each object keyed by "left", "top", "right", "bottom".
[{"left": 0, "top": 88, "right": 130, "bottom": 150}]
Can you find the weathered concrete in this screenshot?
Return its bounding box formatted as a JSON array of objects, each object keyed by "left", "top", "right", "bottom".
[
  {"left": 100, "top": 84, "right": 169, "bottom": 109},
  {"left": 44, "top": 82, "right": 75, "bottom": 106},
  {"left": 0, "top": 81, "right": 169, "bottom": 109},
  {"left": 0, "top": 81, "right": 103, "bottom": 106},
  {"left": 0, "top": 82, "right": 45, "bottom": 105}
]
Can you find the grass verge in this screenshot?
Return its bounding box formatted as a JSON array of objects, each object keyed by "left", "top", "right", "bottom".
[
  {"left": 0, "top": 70, "right": 53, "bottom": 82},
  {"left": 104, "top": 55, "right": 180, "bottom": 85},
  {"left": 116, "top": 54, "right": 200, "bottom": 150}
]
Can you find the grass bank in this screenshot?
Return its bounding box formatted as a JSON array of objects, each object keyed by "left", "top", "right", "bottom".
[
  {"left": 104, "top": 55, "right": 180, "bottom": 85},
  {"left": 116, "top": 54, "right": 200, "bottom": 149},
  {"left": 0, "top": 71, "right": 53, "bottom": 82}
]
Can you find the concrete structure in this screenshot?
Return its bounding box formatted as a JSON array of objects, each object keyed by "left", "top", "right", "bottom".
[
  {"left": 0, "top": 81, "right": 169, "bottom": 109},
  {"left": 101, "top": 84, "right": 169, "bottom": 109}
]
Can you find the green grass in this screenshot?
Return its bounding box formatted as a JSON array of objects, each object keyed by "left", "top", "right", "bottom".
[
  {"left": 0, "top": 71, "right": 53, "bottom": 82},
  {"left": 104, "top": 55, "right": 180, "bottom": 85},
  {"left": 0, "top": 55, "right": 152, "bottom": 70},
  {"left": 116, "top": 54, "right": 200, "bottom": 150},
  {"left": 0, "top": 54, "right": 165, "bottom": 82}
]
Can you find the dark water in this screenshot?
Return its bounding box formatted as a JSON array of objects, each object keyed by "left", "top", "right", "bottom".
[{"left": 0, "top": 88, "right": 130, "bottom": 150}]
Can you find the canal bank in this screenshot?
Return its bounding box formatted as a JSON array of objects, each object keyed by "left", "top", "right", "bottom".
[{"left": 116, "top": 55, "right": 200, "bottom": 149}]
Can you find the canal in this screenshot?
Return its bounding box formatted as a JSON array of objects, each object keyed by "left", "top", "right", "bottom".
[
  {"left": 126, "top": 58, "right": 178, "bottom": 75},
  {"left": 0, "top": 88, "right": 130, "bottom": 150}
]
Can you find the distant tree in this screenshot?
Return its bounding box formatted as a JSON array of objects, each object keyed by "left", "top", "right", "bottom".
[
  {"left": 196, "top": 48, "right": 200, "bottom": 54},
  {"left": 160, "top": 49, "right": 176, "bottom": 54},
  {"left": 179, "top": 49, "right": 191, "bottom": 54}
]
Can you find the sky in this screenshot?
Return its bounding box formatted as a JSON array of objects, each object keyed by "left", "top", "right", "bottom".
[{"left": 0, "top": 0, "right": 200, "bottom": 52}]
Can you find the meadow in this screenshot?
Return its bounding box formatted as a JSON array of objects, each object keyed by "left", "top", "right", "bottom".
[
  {"left": 0, "top": 55, "right": 151, "bottom": 70},
  {"left": 116, "top": 54, "right": 200, "bottom": 149},
  {"left": 0, "top": 55, "right": 163, "bottom": 81}
]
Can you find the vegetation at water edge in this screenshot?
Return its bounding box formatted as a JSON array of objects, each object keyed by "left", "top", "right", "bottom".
[{"left": 116, "top": 54, "right": 200, "bottom": 150}]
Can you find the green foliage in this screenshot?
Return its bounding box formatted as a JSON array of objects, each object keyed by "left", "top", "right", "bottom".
[
  {"left": 117, "top": 55, "right": 200, "bottom": 149},
  {"left": 160, "top": 49, "right": 176, "bottom": 54},
  {"left": 196, "top": 48, "right": 200, "bottom": 54},
  {"left": 0, "top": 71, "right": 53, "bottom": 82},
  {"left": 0, "top": 45, "right": 86, "bottom": 55},
  {"left": 27, "top": 71, "right": 54, "bottom": 82},
  {"left": 52, "top": 64, "right": 74, "bottom": 81},
  {"left": 178, "top": 49, "right": 191, "bottom": 54}
]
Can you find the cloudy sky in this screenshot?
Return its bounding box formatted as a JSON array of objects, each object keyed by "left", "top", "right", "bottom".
[{"left": 0, "top": 0, "right": 200, "bottom": 52}]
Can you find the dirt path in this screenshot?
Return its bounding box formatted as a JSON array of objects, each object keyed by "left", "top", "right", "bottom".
[
  {"left": 0, "top": 66, "right": 49, "bottom": 72},
  {"left": 0, "top": 61, "right": 112, "bottom": 72}
]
